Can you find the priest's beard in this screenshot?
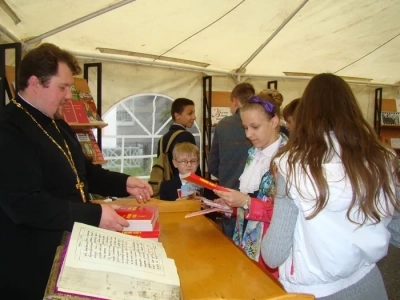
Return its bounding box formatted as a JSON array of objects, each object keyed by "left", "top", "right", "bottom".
[{"left": 54, "top": 105, "right": 64, "bottom": 120}]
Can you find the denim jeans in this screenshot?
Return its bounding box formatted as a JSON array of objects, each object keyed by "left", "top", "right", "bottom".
[{"left": 221, "top": 215, "right": 236, "bottom": 238}]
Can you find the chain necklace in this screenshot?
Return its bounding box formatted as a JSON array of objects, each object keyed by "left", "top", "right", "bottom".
[{"left": 11, "top": 99, "right": 86, "bottom": 203}]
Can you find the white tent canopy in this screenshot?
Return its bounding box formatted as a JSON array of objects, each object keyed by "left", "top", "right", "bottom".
[{"left": 1, "top": 0, "right": 400, "bottom": 85}]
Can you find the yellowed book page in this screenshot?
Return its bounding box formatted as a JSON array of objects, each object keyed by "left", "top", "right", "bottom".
[
  {"left": 57, "top": 222, "right": 180, "bottom": 299},
  {"left": 58, "top": 265, "right": 180, "bottom": 300}
]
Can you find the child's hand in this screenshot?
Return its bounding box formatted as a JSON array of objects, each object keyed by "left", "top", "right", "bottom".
[
  {"left": 213, "top": 198, "right": 227, "bottom": 205},
  {"left": 213, "top": 189, "right": 248, "bottom": 208}
]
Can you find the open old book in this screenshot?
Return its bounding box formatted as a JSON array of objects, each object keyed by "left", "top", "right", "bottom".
[{"left": 53, "top": 222, "right": 180, "bottom": 300}]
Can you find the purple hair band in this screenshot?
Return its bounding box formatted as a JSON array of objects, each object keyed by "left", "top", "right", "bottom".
[{"left": 247, "top": 96, "right": 275, "bottom": 116}]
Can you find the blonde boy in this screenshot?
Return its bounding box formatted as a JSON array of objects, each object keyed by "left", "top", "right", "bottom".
[{"left": 159, "top": 142, "right": 200, "bottom": 201}]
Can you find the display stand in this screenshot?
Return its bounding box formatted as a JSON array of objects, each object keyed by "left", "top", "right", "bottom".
[
  {"left": 2, "top": 60, "right": 106, "bottom": 165},
  {"left": 373, "top": 88, "right": 400, "bottom": 177},
  {"left": 373, "top": 89, "right": 400, "bottom": 153},
  {"left": 67, "top": 75, "right": 107, "bottom": 164}
]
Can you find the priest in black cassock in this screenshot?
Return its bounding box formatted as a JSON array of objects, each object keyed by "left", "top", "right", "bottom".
[{"left": 0, "top": 43, "right": 153, "bottom": 299}]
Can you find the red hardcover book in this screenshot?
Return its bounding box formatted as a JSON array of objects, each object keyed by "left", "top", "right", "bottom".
[
  {"left": 181, "top": 173, "right": 229, "bottom": 192},
  {"left": 116, "top": 206, "right": 159, "bottom": 231},
  {"left": 62, "top": 100, "right": 78, "bottom": 123},
  {"left": 72, "top": 100, "right": 90, "bottom": 124},
  {"left": 121, "top": 221, "right": 161, "bottom": 241}
]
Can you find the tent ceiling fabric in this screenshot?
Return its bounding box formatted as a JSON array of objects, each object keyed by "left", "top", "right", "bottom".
[{"left": 1, "top": 0, "right": 399, "bottom": 84}]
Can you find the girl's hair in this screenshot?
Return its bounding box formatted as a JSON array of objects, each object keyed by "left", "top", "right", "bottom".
[
  {"left": 259, "top": 89, "right": 284, "bottom": 107},
  {"left": 274, "top": 73, "right": 399, "bottom": 224},
  {"left": 282, "top": 98, "right": 300, "bottom": 121},
  {"left": 172, "top": 142, "right": 199, "bottom": 159},
  {"left": 241, "top": 92, "right": 282, "bottom": 120}
]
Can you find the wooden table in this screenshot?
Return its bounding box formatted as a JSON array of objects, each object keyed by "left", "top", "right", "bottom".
[
  {"left": 159, "top": 211, "right": 284, "bottom": 299},
  {"left": 45, "top": 198, "right": 313, "bottom": 300},
  {"left": 99, "top": 199, "right": 313, "bottom": 300}
]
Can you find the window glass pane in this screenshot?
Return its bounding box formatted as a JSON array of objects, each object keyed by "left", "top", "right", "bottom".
[{"left": 101, "top": 94, "right": 201, "bottom": 179}]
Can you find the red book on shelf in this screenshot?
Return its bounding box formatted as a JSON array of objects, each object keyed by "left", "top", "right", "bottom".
[
  {"left": 121, "top": 221, "right": 160, "bottom": 241},
  {"left": 62, "top": 100, "right": 78, "bottom": 123},
  {"left": 72, "top": 100, "right": 90, "bottom": 124},
  {"left": 181, "top": 173, "right": 229, "bottom": 192},
  {"left": 116, "top": 206, "right": 159, "bottom": 231}
]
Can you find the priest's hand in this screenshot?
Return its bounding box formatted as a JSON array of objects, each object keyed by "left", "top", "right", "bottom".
[
  {"left": 126, "top": 176, "right": 153, "bottom": 202},
  {"left": 99, "top": 204, "right": 129, "bottom": 231}
]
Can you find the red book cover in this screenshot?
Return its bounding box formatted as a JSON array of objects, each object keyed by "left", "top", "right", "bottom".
[
  {"left": 121, "top": 221, "right": 160, "bottom": 241},
  {"left": 116, "top": 206, "right": 159, "bottom": 231},
  {"left": 87, "top": 131, "right": 105, "bottom": 163},
  {"left": 182, "top": 173, "right": 229, "bottom": 192},
  {"left": 72, "top": 100, "right": 90, "bottom": 124},
  {"left": 62, "top": 100, "right": 78, "bottom": 123}
]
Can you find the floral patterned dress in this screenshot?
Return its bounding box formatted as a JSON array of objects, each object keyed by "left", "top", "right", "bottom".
[{"left": 233, "top": 134, "right": 288, "bottom": 268}]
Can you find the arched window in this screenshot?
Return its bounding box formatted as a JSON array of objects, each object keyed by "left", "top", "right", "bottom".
[{"left": 101, "top": 93, "right": 201, "bottom": 179}]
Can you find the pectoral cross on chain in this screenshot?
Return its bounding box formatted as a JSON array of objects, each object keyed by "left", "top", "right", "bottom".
[{"left": 76, "top": 181, "right": 86, "bottom": 203}]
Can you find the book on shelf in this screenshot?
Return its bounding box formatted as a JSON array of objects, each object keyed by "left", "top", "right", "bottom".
[
  {"left": 62, "top": 78, "right": 106, "bottom": 126},
  {"left": 71, "top": 84, "right": 80, "bottom": 100},
  {"left": 381, "top": 111, "right": 400, "bottom": 126},
  {"left": 121, "top": 220, "right": 161, "bottom": 241},
  {"left": 63, "top": 100, "right": 91, "bottom": 124},
  {"left": 53, "top": 222, "right": 180, "bottom": 300},
  {"left": 73, "top": 77, "right": 105, "bottom": 124},
  {"left": 381, "top": 135, "right": 400, "bottom": 150},
  {"left": 79, "top": 91, "right": 104, "bottom": 123},
  {"left": 75, "top": 130, "right": 105, "bottom": 163},
  {"left": 116, "top": 206, "right": 159, "bottom": 231}
]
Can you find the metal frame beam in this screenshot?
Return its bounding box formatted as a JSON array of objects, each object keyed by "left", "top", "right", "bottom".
[
  {"left": 0, "top": 42, "right": 21, "bottom": 108},
  {"left": 202, "top": 76, "right": 212, "bottom": 179},
  {"left": 237, "top": 0, "right": 309, "bottom": 72},
  {"left": 24, "top": 0, "right": 136, "bottom": 45},
  {"left": 84, "top": 63, "right": 103, "bottom": 149}
]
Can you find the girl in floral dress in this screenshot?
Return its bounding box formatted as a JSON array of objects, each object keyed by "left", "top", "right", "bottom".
[{"left": 214, "top": 93, "right": 287, "bottom": 277}]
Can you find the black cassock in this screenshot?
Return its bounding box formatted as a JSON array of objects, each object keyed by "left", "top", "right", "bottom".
[{"left": 0, "top": 96, "right": 130, "bottom": 299}]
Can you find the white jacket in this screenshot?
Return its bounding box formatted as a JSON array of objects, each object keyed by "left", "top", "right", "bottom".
[{"left": 275, "top": 138, "right": 395, "bottom": 298}]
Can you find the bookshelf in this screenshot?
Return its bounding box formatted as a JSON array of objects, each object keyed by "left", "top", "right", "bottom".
[
  {"left": 375, "top": 97, "right": 400, "bottom": 151},
  {"left": 374, "top": 90, "right": 400, "bottom": 176},
  {"left": 3, "top": 64, "right": 107, "bottom": 165},
  {"left": 66, "top": 76, "right": 107, "bottom": 165}
]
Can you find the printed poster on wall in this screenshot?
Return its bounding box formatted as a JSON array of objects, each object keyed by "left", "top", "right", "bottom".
[{"left": 211, "top": 107, "right": 231, "bottom": 126}]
